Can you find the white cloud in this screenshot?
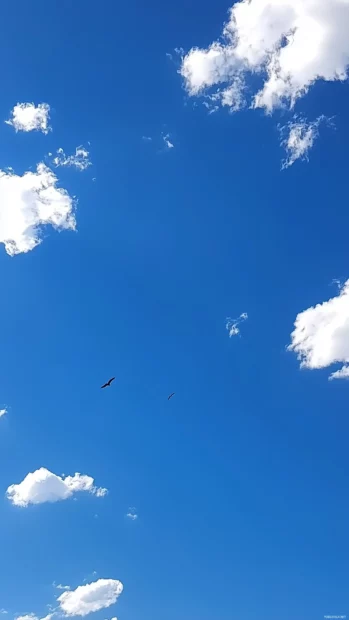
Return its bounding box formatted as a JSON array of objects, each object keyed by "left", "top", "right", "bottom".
[
  {"left": 279, "top": 115, "right": 324, "bottom": 168},
  {"left": 142, "top": 136, "right": 152, "bottom": 142},
  {"left": 180, "top": 0, "right": 349, "bottom": 113},
  {"left": 58, "top": 579, "right": 123, "bottom": 617},
  {"left": 288, "top": 280, "right": 349, "bottom": 379},
  {"left": 6, "top": 103, "right": 51, "bottom": 134},
  {"left": 0, "top": 408, "right": 7, "bottom": 418},
  {"left": 55, "top": 584, "right": 71, "bottom": 591},
  {"left": 226, "top": 312, "right": 248, "bottom": 338},
  {"left": 52, "top": 146, "right": 91, "bottom": 171},
  {"left": 126, "top": 508, "right": 138, "bottom": 521},
  {"left": 16, "top": 613, "right": 54, "bottom": 620},
  {"left": 162, "top": 133, "right": 174, "bottom": 149},
  {"left": 0, "top": 611, "right": 8, "bottom": 615},
  {"left": 6, "top": 467, "right": 108, "bottom": 507},
  {"left": 0, "top": 163, "right": 75, "bottom": 256}
]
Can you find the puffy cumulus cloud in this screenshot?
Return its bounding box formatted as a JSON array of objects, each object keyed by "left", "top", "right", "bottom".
[
  {"left": 6, "top": 467, "right": 108, "bottom": 507},
  {"left": 0, "top": 408, "right": 7, "bottom": 418},
  {"left": 226, "top": 312, "right": 248, "bottom": 337},
  {"left": 288, "top": 280, "right": 349, "bottom": 379},
  {"left": 181, "top": 0, "right": 349, "bottom": 113},
  {"left": 58, "top": 579, "right": 123, "bottom": 617},
  {"left": 280, "top": 115, "right": 326, "bottom": 168},
  {"left": 0, "top": 163, "right": 75, "bottom": 256},
  {"left": 52, "top": 146, "right": 92, "bottom": 171},
  {"left": 5, "top": 103, "right": 51, "bottom": 134}
]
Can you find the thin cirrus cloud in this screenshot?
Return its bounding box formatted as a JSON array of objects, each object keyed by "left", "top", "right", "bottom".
[
  {"left": 178, "top": 0, "right": 347, "bottom": 162},
  {"left": 57, "top": 579, "right": 123, "bottom": 617},
  {"left": 288, "top": 280, "right": 349, "bottom": 380},
  {"left": 279, "top": 115, "right": 329, "bottom": 169},
  {"left": 0, "top": 163, "right": 75, "bottom": 256},
  {"left": 5, "top": 103, "right": 51, "bottom": 134},
  {"left": 226, "top": 312, "right": 248, "bottom": 338},
  {"left": 6, "top": 467, "right": 108, "bottom": 507},
  {"left": 51, "top": 146, "right": 92, "bottom": 171}
]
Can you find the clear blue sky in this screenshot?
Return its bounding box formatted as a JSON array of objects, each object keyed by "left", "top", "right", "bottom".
[{"left": 0, "top": 1, "right": 349, "bottom": 620}]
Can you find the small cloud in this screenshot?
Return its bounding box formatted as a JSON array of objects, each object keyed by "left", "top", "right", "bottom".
[
  {"left": 16, "top": 614, "right": 54, "bottom": 620},
  {"left": 142, "top": 136, "right": 152, "bottom": 142},
  {"left": 162, "top": 133, "right": 174, "bottom": 149},
  {"left": 55, "top": 584, "right": 71, "bottom": 591},
  {"left": 0, "top": 408, "right": 7, "bottom": 418},
  {"left": 7, "top": 468, "right": 108, "bottom": 507},
  {"left": 166, "top": 47, "right": 184, "bottom": 62},
  {"left": 58, "top": 579, "right": 123, "bottom": 617},
  {"left": 5, "top": 103, "right": 51, "bottom": 134},
  {"left": 226, "top": 312, "right": 248, "bottom": 338},
  {"left": 279, "top": 115, "right": 331, "bottom": 169},
  {"left": 126, "top": 508, "right": 138, "bottom": 521},
  {"left": 329, "top": 365, "right": 349, "bottom": 381},
  {"left": 0, "top": 610, "right": 8, "bottom": 615},
  {"left": 331, "top": 278, "right": 342, "bottom": 290},
  {"left": 51, "top": 146, "right": 91, "bottom": 171}
]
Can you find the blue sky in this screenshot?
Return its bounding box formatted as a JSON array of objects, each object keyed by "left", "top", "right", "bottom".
[{"left": 1, "top": 1, "right": 349, "bottom": 619}]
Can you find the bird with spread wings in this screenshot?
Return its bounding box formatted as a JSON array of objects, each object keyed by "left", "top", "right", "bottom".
[{"left": 101, "top": 377, "right": 115, "bottom": 389}]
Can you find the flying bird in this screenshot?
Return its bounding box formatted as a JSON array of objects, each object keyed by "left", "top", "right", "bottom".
[
  {"left": 168, "top": 392, "right": 175, "bottom": 401},
  {"left": 101, "top": 377, "right": 115, "bottom": 389}
]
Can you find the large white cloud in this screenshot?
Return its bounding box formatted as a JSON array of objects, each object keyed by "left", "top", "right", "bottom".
[
  {"left": 5, "top": 103, "right": 51, "bottom": 134},
  {"left": 58, "top": 579, "right": 123, "bottom": 617},
  {"left": 181, "top": 0, "right": 349, "bottom": 112},
  {"left": 0, "top": 163, "right": 75, "bottom": 256},
  {"left": 288, "top": 280, "right": 349, "bottom": 379},
  {"left": 6, "top": 468, "right": 108, "bottom": 507}
]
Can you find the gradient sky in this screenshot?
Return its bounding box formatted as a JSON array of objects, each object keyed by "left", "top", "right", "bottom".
[{"left": 0, "top": 1, "right": 349, "bottom": 620}]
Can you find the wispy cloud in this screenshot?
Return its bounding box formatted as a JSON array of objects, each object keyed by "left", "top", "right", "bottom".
[
  {"left": 51, "top": 146, "right": 91, "bottom": 171},
  {"left": 279, "top": 116, "right": 329, "bottom": 169},
  {"left": 226, "top": 312, "right": 248, "bottom": 338},
  {"left": 162, "top": 133, "right": 174, "bottom": 149},
  {"left": 5, "top": 103, "right": 51, "bottom": 134},
  {"left": 0, "top": 408, "right": 7, "bottom": 418},
  {"left": 126, "top": 508, "right": 138, "bottom": 521}
]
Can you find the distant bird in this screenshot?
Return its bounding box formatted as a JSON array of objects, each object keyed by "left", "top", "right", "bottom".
[
  {"left": 101, "top": 377, "right": 115, "bottom": 389},
  {"left": 168, "top": 392, "right": 175, "bottom": 401}
]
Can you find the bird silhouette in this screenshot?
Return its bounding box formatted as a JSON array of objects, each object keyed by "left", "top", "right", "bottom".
[
  {"left": 168, "top": 392, "right": 175, "bottom": 400},
  {"left": 101, "top": 377, "right": 115, "bottom": 389}
]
